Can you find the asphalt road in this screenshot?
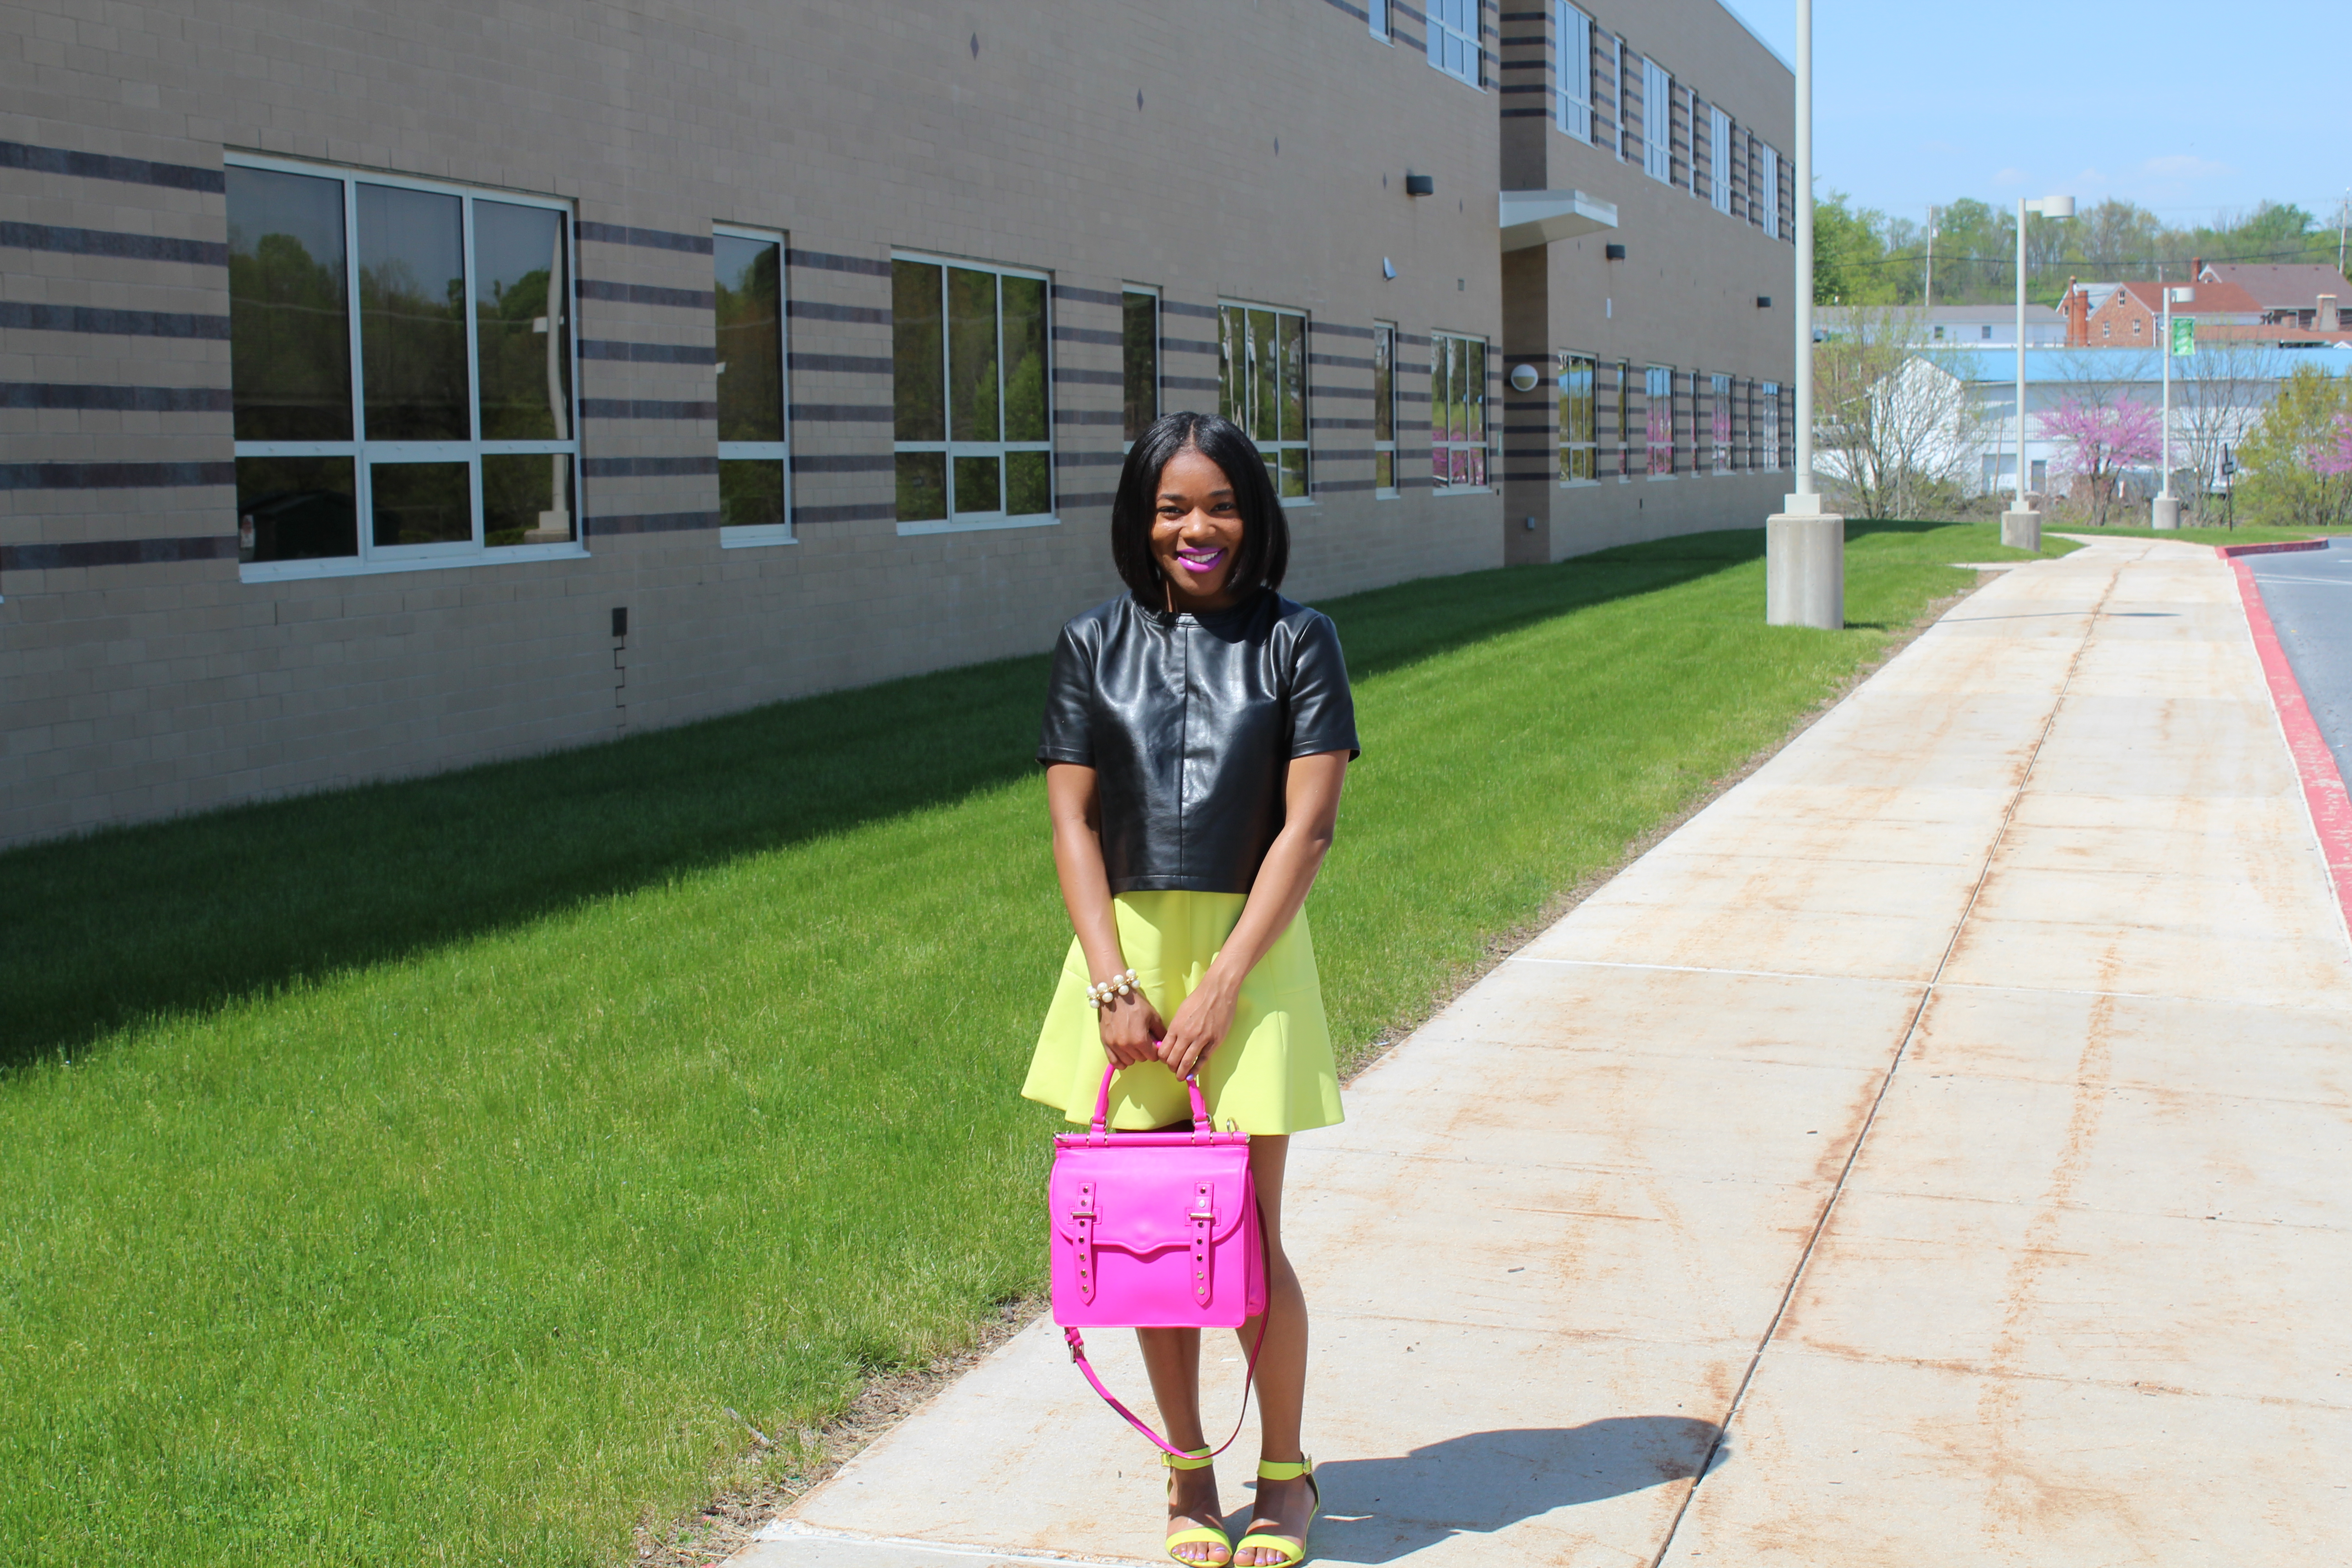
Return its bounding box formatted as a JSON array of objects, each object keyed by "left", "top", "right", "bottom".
[{"left": 2249, "top": 537, "right": 2352, "bottom": 785}]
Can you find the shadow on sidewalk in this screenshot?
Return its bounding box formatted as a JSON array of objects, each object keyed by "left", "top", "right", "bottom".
[{"left": 1264, "top": 1417, "right": 1724, "bottom": 1563}]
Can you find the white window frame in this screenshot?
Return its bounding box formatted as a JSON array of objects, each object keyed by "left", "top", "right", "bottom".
[
  {"left": 1373, "top": 321, "right": 1400, "bottom": 498},
  {"left": 1430, "top": 331, "right": 1492, "bottom": 494},
  {"left": 1761, "top": 144, "right": 1782, "bottom": 239},
  {"left": 1641, "top": 59, "right": 1672, "bottom": 183},
  {"left": 1218, "top": 299, "right": 1314, "bottom": 504},
  {"left": 1710, "top": 372, "right": 1732, "bottom": 474},
  {"left": 1370, "top": 0, "right": 1391, "bottom": 43},
  {"left": 1762, "top": 380, "right": 1783, "bottom": 470},
  {"left": 227, "top": 153, "right": 583, "bottom": 583},
  {"left": 1555, "top": 3, "right": 1592, "bottom": 142},
  {"left": 1644, "top": 363, "right": 1675, "bottom": 476},
  {"left": 1427, "top": 0, "right": 1481, "bottom": 88},
  {"left": 1709, "top": 107, "right": 1733, "bottom": 214},
  {"left": 892, "top": 251, "right": 1057, "bottom": 536},
  {"left": 715, "top": 223, "right": 793, "bottom": 549},
  {"left": 1122, "top": 284, "right": 1161, "bottom": 453},
  {"left": 1556, "top": 350, "right": 1597, "bottom": 484},
  {"left": 1612, "top": 38, "right": 1627, "bottom": 159}
]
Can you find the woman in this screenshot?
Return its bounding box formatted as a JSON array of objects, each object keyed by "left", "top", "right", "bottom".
[{"left": 1024, "top": 411, "right": 1357, "bottom": 1568}]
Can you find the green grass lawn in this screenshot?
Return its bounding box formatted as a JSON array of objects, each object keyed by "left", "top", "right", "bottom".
[{"left": 0, "top": 520, "right": 2063, "bottom": 1565}]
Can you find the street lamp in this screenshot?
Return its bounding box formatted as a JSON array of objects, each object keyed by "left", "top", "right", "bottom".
[
  {"left": 1767, "top": 0, "right": 1842, "bottom": 629},
  {"left": 2004, "top": 194, "right": 2074, "bottom": 551},
  {"left": 2153, "top": 284, "right": 2194, "bottom": 529}
]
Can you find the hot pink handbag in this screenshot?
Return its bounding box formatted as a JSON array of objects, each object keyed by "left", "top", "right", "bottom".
[{"left": 1052, "top": 1063, "right": 1267, "bottom": 1456}]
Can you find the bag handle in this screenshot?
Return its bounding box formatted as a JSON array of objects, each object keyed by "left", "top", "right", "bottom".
[
  {"left": 1065, "top": 1313, "right": 1268, "bottom": 1460},
  {"left": 1090, "top": 1060, "right": 1212, "bottom": 1137}
]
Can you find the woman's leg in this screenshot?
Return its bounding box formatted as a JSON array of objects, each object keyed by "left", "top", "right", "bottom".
[
  {"left": 1235, "top": 1134, "right": 1313, "bottom": 1567},
  {"left": 1137, "top": 1324, "right": 1226, "bottom": 1563}
]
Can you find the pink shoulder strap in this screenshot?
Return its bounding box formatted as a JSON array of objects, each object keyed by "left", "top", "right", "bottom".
[{"left": 1064, "top": 1317, "right": 1268, "bottom": 1460}]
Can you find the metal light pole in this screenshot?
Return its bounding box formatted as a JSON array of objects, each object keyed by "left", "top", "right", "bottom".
[
  {"left": 1766, "top": 0, "right": 1842, "bottom": 629},
  {"left": 2152, "top": 284, "right": 2192, "bottom": 529},
  {"left": 2002, "top": 194, "right": 2074, "bottom": 551}
]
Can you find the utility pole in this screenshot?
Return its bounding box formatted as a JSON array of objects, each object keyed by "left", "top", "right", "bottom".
[{"left": 1924, "top": 204, "right": 1936, "bottom": 309}]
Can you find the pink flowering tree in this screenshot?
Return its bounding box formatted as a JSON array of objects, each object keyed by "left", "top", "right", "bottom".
[
  {"left": 2035, "top": 396, "right": 2162, "bottom": 526},
  {"left": 2314, "top": 413, "right": 2352, "bottom": 478}
]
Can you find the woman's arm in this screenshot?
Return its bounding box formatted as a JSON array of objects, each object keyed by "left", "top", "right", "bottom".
[
  {"left": 1045, "top": 762, "right": 1164, "bottom": 1068},
  {"left": 1156, "top": 750, "right": 1350, "bottom": 1081}
]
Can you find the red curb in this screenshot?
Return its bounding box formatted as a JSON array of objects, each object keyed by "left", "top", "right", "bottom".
[
  {"left": 2224, "top": 554, "right": 2352, "bottom": 941},
  {"left": 2215, "top": 538, "right": 2332, "bottom": 559}
]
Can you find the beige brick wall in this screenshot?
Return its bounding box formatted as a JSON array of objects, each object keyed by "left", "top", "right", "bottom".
[{"left": 1, "top": 0, "right": 1785, "bottom": 846}]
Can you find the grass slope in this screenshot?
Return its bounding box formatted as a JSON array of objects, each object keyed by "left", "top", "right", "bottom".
[{"left": 0, "top": 521, "right": 2059, "bottom": 1565}]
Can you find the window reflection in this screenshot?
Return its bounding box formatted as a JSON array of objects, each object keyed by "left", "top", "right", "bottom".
[
  {"left": 371, "top": 462, "right": 472, "bottom": 547},
  {"left": 358, "top": 184, "right": 468, "bottom": 441},
  {"left": 475, "top": 201, "right": 571, "bottom": 441},
  {"left": 237, "top": 456, "right": 357, "bottom": 562},
  {"left": 226, "top": 167, "right": 351, "bottom": 441},
  {"left": 715, "top": 236, "right": 783, "bottom": 443},
  {"left": 484, "top": 453, "right": 573, "bottom": 546}
]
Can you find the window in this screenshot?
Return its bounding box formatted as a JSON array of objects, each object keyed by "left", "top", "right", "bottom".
[
  {"left": 1219, "top": 302, "right": 1311, "bottom": 499},
  {"left": 1556, "top": 352, "right": 1596, "bottom": 480},
  {"left": 2131, "top": 318, "right": 2143, "bottom": 337},
  {"left": 1373, "top": 323, "right": 1399, "bottom": 495},
  {"left": 1122, "top": 287, "right": 1159, "bottom": 447},
  {"left": 1644, "top": 364, "right": 1674, "bottom": 474},
  {"left": 1427, "top": 0, "right": 1480, "bottom": 87},
  {"left": 1614, "top": 358, "right": 1632, "bottom": 477},
  {"left": 1710, "top": 372, "right": 1732, "bottom": 474},
  {"left": 893, "top": 254, "right": 1052, "bottom": 531},
  {"left": 1981, "top": 323, "right": 1994, "bottom": 341},
  {"left": 1370, "top": 0, "right": 1390, "bottom": 41},
  {"left": 1430, "top": 333, "right": 1489, "bottom": 490},
  {"left": 226, "top": 157, "right": 578, "bottom": 577},
  {"left": 1612, "top": 38, "right": 1627, "bottom": 159},
  {"left": 2102, "top": 322, "right": 2112, "bottom": 340},
  {"left": 1760, "top": 145, "right": 1781, "bottom": 238},
  {"left": 716, "top": 227, "right": 789, "bottom": 546},
  {"left": 1762, "top": 381, "right": 1783, "bottom": 470},
  {"left": 1556, "top": 4, "right": 1592, "bottom": 141},
  {"left": 1641, "top": 59, "right": 1672, "bottom": 183},
  {"left": 1709, "top": 107, "right": 1732, "bottom": 214}
]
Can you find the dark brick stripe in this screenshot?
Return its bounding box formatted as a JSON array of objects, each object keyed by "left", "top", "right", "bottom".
[
  {"left": 789, "top": 452, "right": 892, "bottom": 473},
  {"left": 1161, "top": 299, "right": 1220, "bottom": 320},
  {"left": 1053, "top": 451, "right": 1122, "bottom": 468},
  {"left": 1052, "top": 368, "right": 1122, "bottom": 386},
  {"left": 0, "top": 534, "right": 236, "bottom": 571},
  {"left": 1316, "top": 385, "right": 1373, "bottom": 400},
  {"left": 789, "top": 298, "right": 890, "bottom": 326},
  {"left": 1315, "top": 448, "right": 1375, "bottom": 461},
  {"left": 1057, "top": 490, "right": 1116, "bottom": 510},
  {"left": 790, "top": 351, "right": 891, "bottom": 376},
  {"left": 1051, "top": 283, "right": 1126, "bottom": 309},
  {"left": 1162, "top": 336, "right": 1217, "bottom": 356},
  {"left": 0, "top": 460, "right": 234, "bottom": 490},
  {"left": 787, "top": 248, "right": 891, "bottom": 278},
  {"left": 1, "top": 222, "right": 227, "bottom": 266},
  {"left": 1162, "top": 375, "right": 1219, "bottom": 393},
  {"left": 1053, "top": 325, "right": 1122, "bottom": 346},
  {"left": 1396, "top": 330, "right": 1431, "bottom": 347},
  {"left": 578, "top": 397, "right": 716, "bottom": 421},
  {"left": 576, "top": 221, "right": 711, "bottom": 255},
  {"left": 1316, "top": 478, "right": 1377, "bottom": 495},
  {"left": 789, "top": 402, "right": 892, "bottom": 422},
  {"left": 1308, "top": 320, "right": 1374, "bottom": 338},
  {"left": 1499, "top": 106, "right": 1550, "bottom": 118},
  {"left": 0, "top": 140, "right": 224, "bottom": 193},
  {"left": 1310, "top": 416, "right": 1373, "bottom": 429},
  {"left": 588, "top": 509, "right": 720, "bottom": 535},
  {"left": 581, "top": 455, "right": 717, "bottom": 478},
  {"left": 0, "top": 381, "right": 228, "bottom": 412},
  {"left": 578, "top": 338, "right": 715, "bottom": 364},
  {"left": 1054, "top": 408, "right": 1123, "bottom": 426},
  {"left": 0, "top": 301, "right": 229, "bottom": 339},
  {"left": 1310, "top": 353, "right": 1372, "bottom": 370},
  {"left": 577, "top": 278, "right": 715, "bottom": 310},
  {"left": 793, "top": 500, "right": 896, "bottom": 524}
]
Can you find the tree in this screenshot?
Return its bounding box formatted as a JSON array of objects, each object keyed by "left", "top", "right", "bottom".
[
  {"left": 2169, "top": 339, "right": 2271, "bottom": 522},
  {"left": 1812, "top": 306, "right": 1985, "bottom": 518},
  {"left": 2236, "top": 365, "right": 2352, "bottom": 529},
  {"left": 2037, "top": 396, "right": 2161, "bottom": 526},
  {"left": 1813, "top": 190, "right": 1893, "bottom": 305}
]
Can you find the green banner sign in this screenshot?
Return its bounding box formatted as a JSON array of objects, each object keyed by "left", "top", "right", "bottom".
[{"left": 2171, "top": 316, "right": 2197, "bottom": 356}]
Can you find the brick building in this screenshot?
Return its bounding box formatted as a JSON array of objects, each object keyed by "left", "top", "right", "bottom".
[{"left": 1, "top": 0, "right": 1793, "bottom": 845}]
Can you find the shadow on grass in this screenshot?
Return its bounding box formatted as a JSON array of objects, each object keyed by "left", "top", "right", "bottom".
[{"left": 1, "top": 533, "right": 1776, "bottom": 1068}]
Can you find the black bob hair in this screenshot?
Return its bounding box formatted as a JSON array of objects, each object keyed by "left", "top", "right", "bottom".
[{"left": 1109, "top": 411, "right": 1289, "bottom": 604}]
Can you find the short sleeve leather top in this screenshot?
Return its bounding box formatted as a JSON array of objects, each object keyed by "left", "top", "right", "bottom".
[{"left": 1037, "top": 588, "right": 1360, "bottom": 896}]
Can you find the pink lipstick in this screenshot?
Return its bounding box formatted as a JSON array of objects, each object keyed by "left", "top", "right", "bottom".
[{"left": 1176, "top": 547, "right": 1226, "bottom": 574}]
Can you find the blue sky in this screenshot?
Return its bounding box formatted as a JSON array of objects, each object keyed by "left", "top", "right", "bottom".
[{"left": 1721, "top": 0, "right": 2345, "bottom": 230}]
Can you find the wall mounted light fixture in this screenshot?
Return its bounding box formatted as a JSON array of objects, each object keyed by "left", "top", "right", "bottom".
[
  {"left": 1604, "top": 243, "right": 1626, "bottom": 260},
  {"left": 1404, "top": 173, "right": 1434, "bottom": 196}
]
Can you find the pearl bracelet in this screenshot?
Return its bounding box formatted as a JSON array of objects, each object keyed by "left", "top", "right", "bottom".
[{"left": 1086, "top": 969, "right": 1139, "bottom": 1010}]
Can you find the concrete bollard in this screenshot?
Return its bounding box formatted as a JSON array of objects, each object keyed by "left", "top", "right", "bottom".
[
  {"left": 2001, "top": 508, "right": 2042, "bottom": 552},
  {"left": 2151, "top": 496, "right": 2181, "bottom": 530},
  {"left": 1766, "top": 513, "right": 1845, "bottom": 628}
]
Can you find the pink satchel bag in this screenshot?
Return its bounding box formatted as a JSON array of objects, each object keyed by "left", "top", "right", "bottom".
[{"left": 1052, "top": 1064, "right": 1267, "bottom": 1456}]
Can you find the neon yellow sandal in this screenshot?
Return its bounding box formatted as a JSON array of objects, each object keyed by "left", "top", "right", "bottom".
[
  {"left": 1233, "top": 1455, "right": 1319, "bottom": 1568},
  {"left": 1163, "top": 1446, "right": 1232, "bottom": 1566}
]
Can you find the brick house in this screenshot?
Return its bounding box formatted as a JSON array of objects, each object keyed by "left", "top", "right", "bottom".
[{"left": 2196, "top": 262, "right": 2352, "bottom": 332}]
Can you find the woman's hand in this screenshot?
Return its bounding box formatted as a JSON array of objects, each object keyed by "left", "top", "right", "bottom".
[
  {"left": 1157, "top": 971, "right": 1240, "bottom": 1083},
  {"left": 1097, "top": 988, "right": 1167, "bottom": 1070}
]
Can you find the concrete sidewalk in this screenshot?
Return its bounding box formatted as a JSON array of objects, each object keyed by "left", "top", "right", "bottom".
[{"left": 736, "top": 536, "right": 2352, "bottom": 1567}]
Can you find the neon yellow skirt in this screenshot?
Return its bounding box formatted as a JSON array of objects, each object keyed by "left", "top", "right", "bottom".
[{"left": 1023, "top": 891, "right": 1344, "bottom": 1135}]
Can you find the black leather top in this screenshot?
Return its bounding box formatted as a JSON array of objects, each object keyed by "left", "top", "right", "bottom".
[{"left": 1039, "top": 589, "right": 1360, "bottom": 895}]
